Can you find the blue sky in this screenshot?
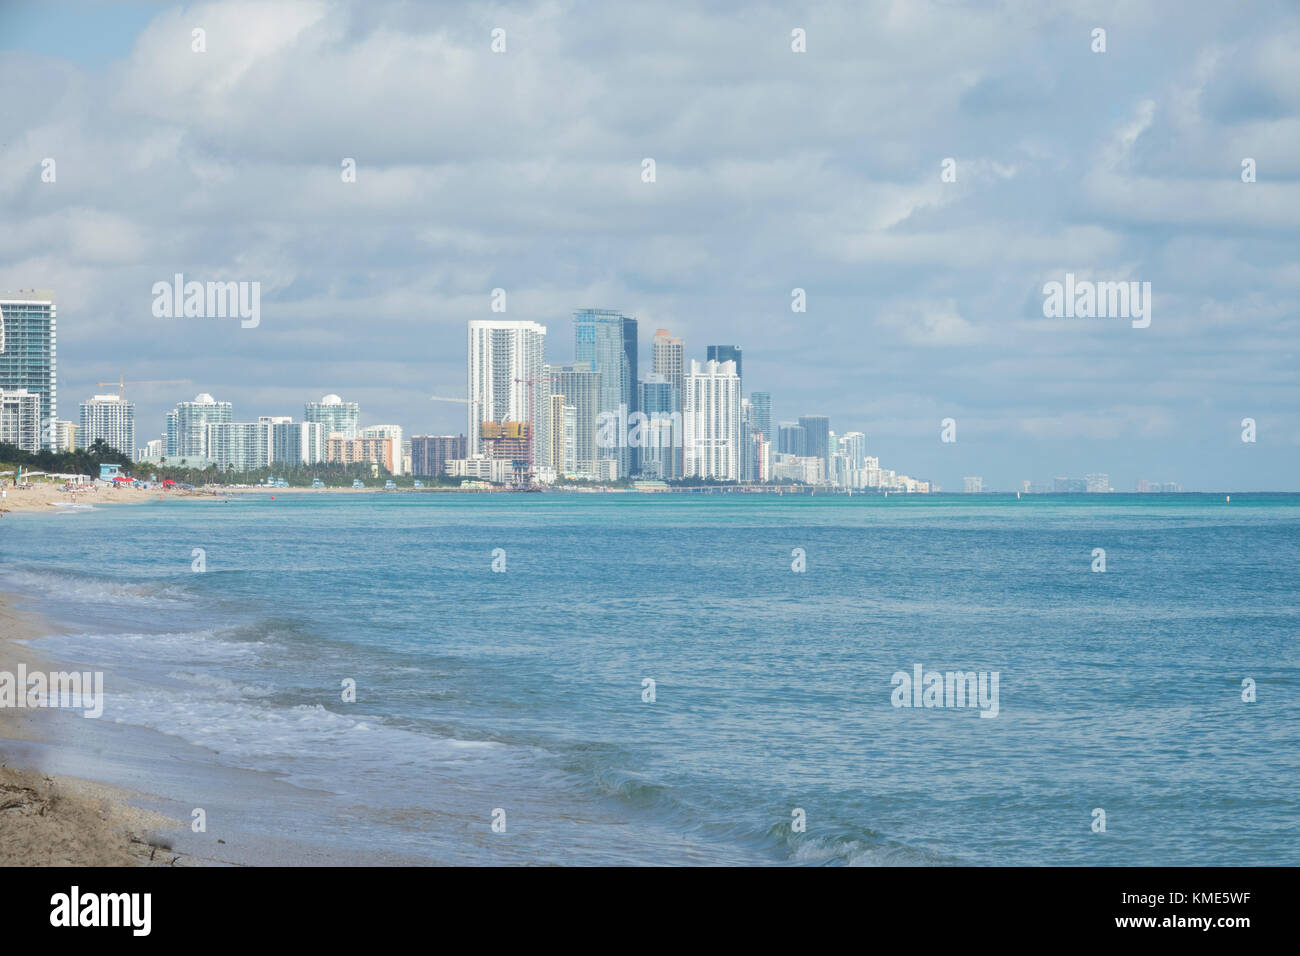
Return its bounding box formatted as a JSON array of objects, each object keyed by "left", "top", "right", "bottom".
[{"left": 2, "top": 0, "right": 1297, "bottom": 489}]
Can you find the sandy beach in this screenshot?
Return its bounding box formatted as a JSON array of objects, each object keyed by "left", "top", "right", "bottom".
[
  {"left": 0, "top": 593, "right": 185, "bottom": 865},
  {"left": 0, "top": 481, "right": 164, "bottom": 516}
]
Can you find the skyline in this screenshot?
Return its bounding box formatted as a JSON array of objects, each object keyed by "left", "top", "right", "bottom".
[{"left": 2, "top": 1, "right": 1298, "bottom": 489}]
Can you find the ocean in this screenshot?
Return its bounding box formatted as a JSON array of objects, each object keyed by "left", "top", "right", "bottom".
[{"left": 3, "top": 492, "right": 1298, "bottom": 865}]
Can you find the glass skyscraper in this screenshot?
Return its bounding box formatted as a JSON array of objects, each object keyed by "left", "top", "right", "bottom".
[
  {"left": 573, "top": 309, "right": 637, "bottom": 477},
  {"left": 0, "top": 291, "right": 57, "bottom": 449},
  {"left": 798, "top": 415, "right": 831, "bottom": 470}
]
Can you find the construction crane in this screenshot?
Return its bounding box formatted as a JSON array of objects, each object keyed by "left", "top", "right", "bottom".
[{"left": 95, "top": 377, "right": 191, "bottom": 400}]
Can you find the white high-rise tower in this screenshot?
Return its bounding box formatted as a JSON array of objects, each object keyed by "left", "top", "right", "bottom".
[{"left": 467, "top": 320, "right": 547, "bottom": 463}]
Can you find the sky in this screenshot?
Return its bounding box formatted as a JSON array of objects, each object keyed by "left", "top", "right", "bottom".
[{"left": 1, "top": 0, "right": 1297, "bottom": 490}]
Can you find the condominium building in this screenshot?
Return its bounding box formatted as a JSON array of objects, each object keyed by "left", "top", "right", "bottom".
[
  {"left": 361, "top": 425, "right": 404, "bottom": 474},
  {"left": 409, "top": 435, "right": 466, "bottom": 477},
  {"left": 545, "top": 361, "right": 600, "bottom": 476},
  {"left": 798, "top": 415, "right": 831, "bottom": 472},
  {"left": 260, "top": 418, "right": 325, "bottom": 465},
  {"left": 638, "top": 373, "right": 682, "bottom": 479},
  {"left": 167, "top": 393, "right": 233, "bottom": 460},
  {"left": 78, "top": 394, "right": 135, "bottom": 454},
  {"left": 206, "top": 422, "right": 272, "bottom": 472},
  {"left": 683, "top": 359, "right": 740, "bottom": 481},
  {"left": 0, "top": 388, "right": 40, "bottom": 453},
  {"left": 304, "top": 394, "right": 360, "bottom": 439},
  {"left": 651, "top": 328, "right": 685, "bottom": 396},
  {"left": 53, "top": 420, "right": 77, "bottom": 452},
  {"left": 0, "top": 291, "right": 56, "bottom": 449},
  {"left": 325, "top": 435, "right": 395, "bottom": 473},
  {"left": 573, "top": 310, "right": 637, "bottom": 477},
  {"left": 468, "top": 320, "right": 547, "bottom": 467},
  {"left": 749, "top": 392, "right": 773, "bottom": 445}
]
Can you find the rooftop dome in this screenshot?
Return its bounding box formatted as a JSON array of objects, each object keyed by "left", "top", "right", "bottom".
[
  {"left": 194, "top": 392, "right": 215, "bottom": 404},
  {"left": 321, "top": 393, "right": 342, "bottom": 404}
]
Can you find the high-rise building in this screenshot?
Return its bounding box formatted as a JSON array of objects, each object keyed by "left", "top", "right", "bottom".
[
  {"left": 169, "top": 393, "right": 233, "bottom": 461},
  {"left": 638, "top": 373, "right": 682, "bottom": 479},
  {"left": 409, "top": 435, "right": 466, "bottom": 477},
  {"left": 652, "top": 329, "right": 685, "bottom": 396},
  {"left": 778, "top": 423, "right": 807, "bottom": 457},
  {"left": 304, "top": 394, "right": 360, "bottom": 439},
  {"left": 468, "top": 320, "right": 547, "bottom": 469},
  {"left": 546, "top": 393, "right": 567, "bottom": 479},
  {"left": 963, "top": 476, "right": 984, "bottom": 494},
  {"left": 1085, "top": 473, "right": 1110, "bottom": 493},
  {"left": 839, "top": 431, "right": 866, "bottom": 469},
  {"left": 574, "top": 309, "right": 637, "bottom": 477},
  {"left": 206, "top": 422, "right": 272, "bottom": 472},
  {"left": 78, "top": 394, "right": 135, "bottom": 454},
  {"left": 260, "top": 418, "right": 325, "bottom": 465},
  {"left": 53, "top": 419, "right": 77, "bottom": 452},
  {"left": 749, "top": 392, "right": 773, "bottom": 444},
  {"left": 0, "top": 389, "right": 41, "bottom": 453},
  {"left": 706, "top": 345, "right": 742, "bottom": 385},
  {"left": 798, "top": 415, "right": 831, "bottom": 471},
  {"left": 361, "top": 425, "right": 404, "bottom": 474},
  {"left": 325, "top": 435, "right": 395, "bottom": 473},
  {"left": 0, "top": 291, "right": 57, "bottom": 449},
  {"left": 545, "top": 361, "right": 600, "bottom": 476},
  {"left": 683, "top": 359, "right": 740, "bottom": 481}
]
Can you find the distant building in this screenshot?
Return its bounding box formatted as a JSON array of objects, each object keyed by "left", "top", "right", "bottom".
[
  {"left": 1085, "top": 473, "right": 1110, "bottom": 493},
  {"left": 574, "top": 310, "right": 637, "bottom": 477},
  {"left": 325, "top": 435, "right": 395, "bottom": 473},
  {"left": 0, "top": 388, "right": 41, "bottom": 453},
  {"left": 963, "top": 476, "right": 984, "bottom": 494},
  {"left": 445, "top": 456, "right": 515, "bottom": 483},
  {"left": 706, "top": 345, "right": 742, "bottom": 385},
  {"left": 638, "top": 373, "right": 681, "bottom": 479},
  {"left": 78, "top": 394, "right": 135, "bottom": 454},
  {"left": 304, "top": 394, "right": 359, "bottom": 439},
  {"left": 479, "top": 421, "right": 531, "bottom": 465},
  {"left": 652, "top": 329, "right": 685, "bottom": 396},
  {"left": 409, "top": 435, "right": 466, "bottom": 477},
  {"left": 53, "top": 420, "right": 77, "bottom": 452},
  {"left": 778, "top": 423, "right": 806, "bottom": 457},
  {"left": 0, "top": 291, "right": 57, "bottom": 449},
  {"left": 206, "top": 422, "right": 272, "bottom": 472},
  {"left": 361, "top": 425, "right": 404, "bottom": 474},
  {"left": 546, "top": 362, "right": 600, "bottom": 476},
  {"left": 468, "top": 320, "right": 547, "bottom": 467},
  {"left": 168, "top": 393, "right": 232, "bottom": 460},
  {"left": 683, "top": 359, "right": 740, "bottom": 481},
  {"left": 262, "top": 419, "right": 325, "bottom": 465},
  {"left": 798, "top": 415, "right": 831, "bottom": 472}
]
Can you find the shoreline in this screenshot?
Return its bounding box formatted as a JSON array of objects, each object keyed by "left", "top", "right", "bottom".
[{"left": 0, "top": 592, "right": 185, "bottom": 865}]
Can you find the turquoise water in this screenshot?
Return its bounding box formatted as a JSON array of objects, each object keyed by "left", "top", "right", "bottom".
[{"left": 3, "top": 492, "right": 1298, "bottom": 864}]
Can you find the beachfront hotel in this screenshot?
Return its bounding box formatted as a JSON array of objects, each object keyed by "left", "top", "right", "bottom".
[{"left": 0, "top": 290, "right": 57, "bottom": 450}]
